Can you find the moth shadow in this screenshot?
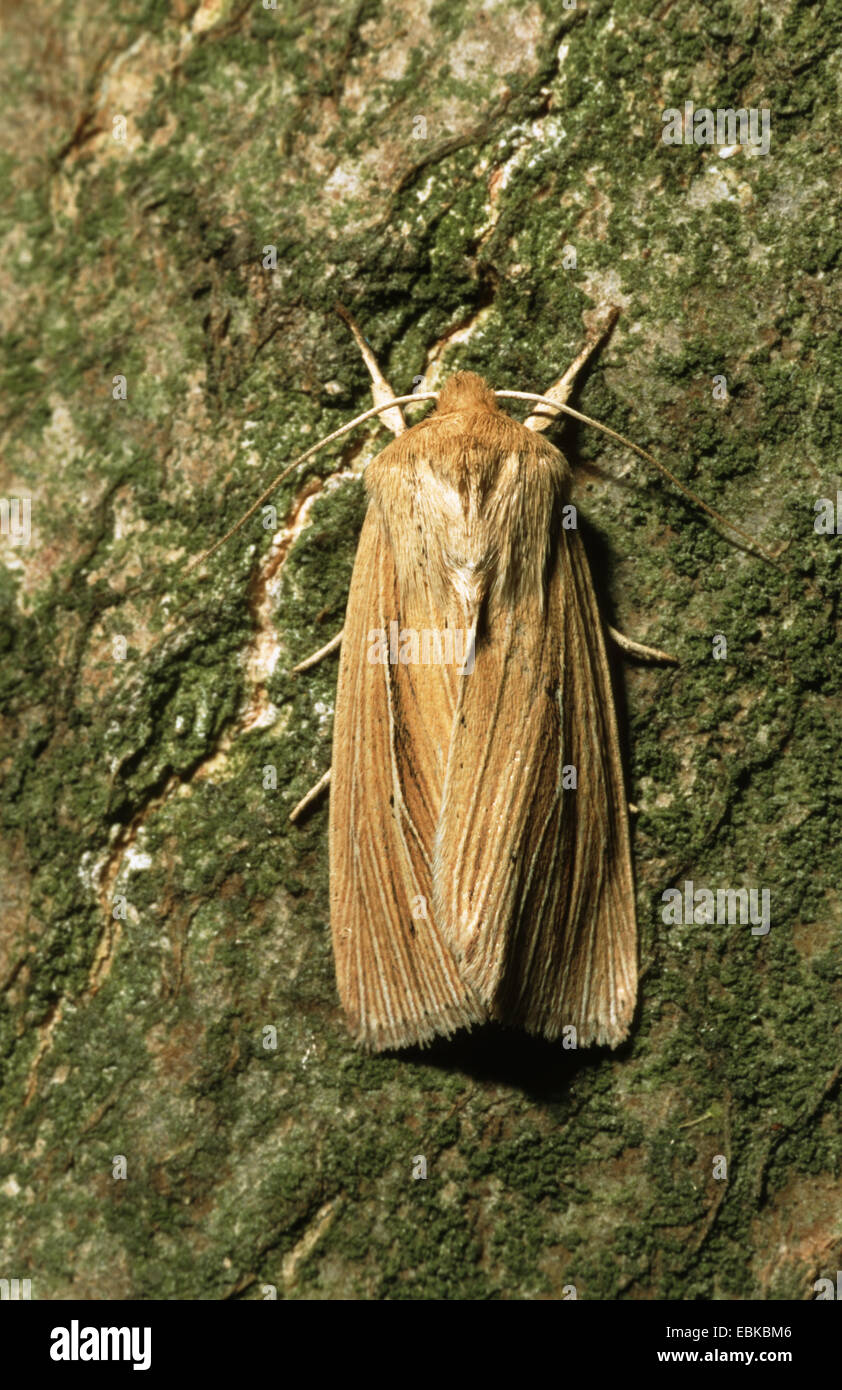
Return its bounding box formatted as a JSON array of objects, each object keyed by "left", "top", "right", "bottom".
[{"left": 403, "top": 1021, "right": 635, "bottom": 1103}]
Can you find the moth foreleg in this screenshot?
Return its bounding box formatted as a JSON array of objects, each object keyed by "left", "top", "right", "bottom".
[
  {"left": 607, "top": 625, "right": 677, "bottom": 665},
  {"left": 289, "top": 631, "right": 342, "bottom": 818},
  {"left": 291, "top": 628, "right": 344, "bottom": 673},
  {"left": 524, "top": 305, "right": 620, "bottom": 433},
  {"left": 289, "top": 768, "right": 331, "bottom": 823}
]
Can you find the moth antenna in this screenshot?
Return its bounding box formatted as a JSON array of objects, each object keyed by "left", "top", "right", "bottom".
[
  {"left": 190, "top": 393, "right": 437, "bottom": 568},
  {"left": 334, "top": 301, "right": 407, "bottom": 436},
  {"left": 497, "top": 391, "right": 782, "bottom": 567}
]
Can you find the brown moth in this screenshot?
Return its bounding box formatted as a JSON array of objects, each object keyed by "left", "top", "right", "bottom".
[
  {"left": 197, "top": 307, "right": 771, "bottom": 1054},
  {"left": 329, "top": 368, "right": 636, "bottom": 1052}
]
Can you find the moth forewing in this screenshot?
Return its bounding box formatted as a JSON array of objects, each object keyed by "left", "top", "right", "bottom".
[
  {"left": 329, "top": 372, "right": 637, "bottom": 1050},
  {"left": 328, "top": 497, "right": 486, "bottom": 1051}
]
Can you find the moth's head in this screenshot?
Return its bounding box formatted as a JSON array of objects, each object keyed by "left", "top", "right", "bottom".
[{"left": 435, "top": 372, "right": 498, "bottom": 415}]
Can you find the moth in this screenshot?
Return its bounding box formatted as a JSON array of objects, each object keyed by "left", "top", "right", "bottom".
[
  {"left": 333, "top": 373, "right": 644, "bottom": 1053},
  {"left": 198, "top": 306, "right": 762, "bottom": 1053}
]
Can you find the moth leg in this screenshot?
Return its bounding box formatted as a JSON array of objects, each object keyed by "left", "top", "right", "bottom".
[
  {"left": 607, "top": 625, "right": 677, "bottom": 665},
  {"left": 289, "top": 634, "right": 342, "bottom": 813},
  {"left": 292, "top": 628, "right": 343, "bottom": 673},
  {"left": 524, "top": 306, "right": 620, "bottom": 432},
  {"left": 289, "top": 768, "right": 331, "bottom": 823},
  {"left": 335, "top": 302, "right": 407, "bottom": 437}
]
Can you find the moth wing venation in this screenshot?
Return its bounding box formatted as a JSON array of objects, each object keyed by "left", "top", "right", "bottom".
[
  {"left": 329, "top": 503, "right": 485, "bottom": 1050},
  {"left": 434, "top": 528, "right": 637, "bottom": 1047}
]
